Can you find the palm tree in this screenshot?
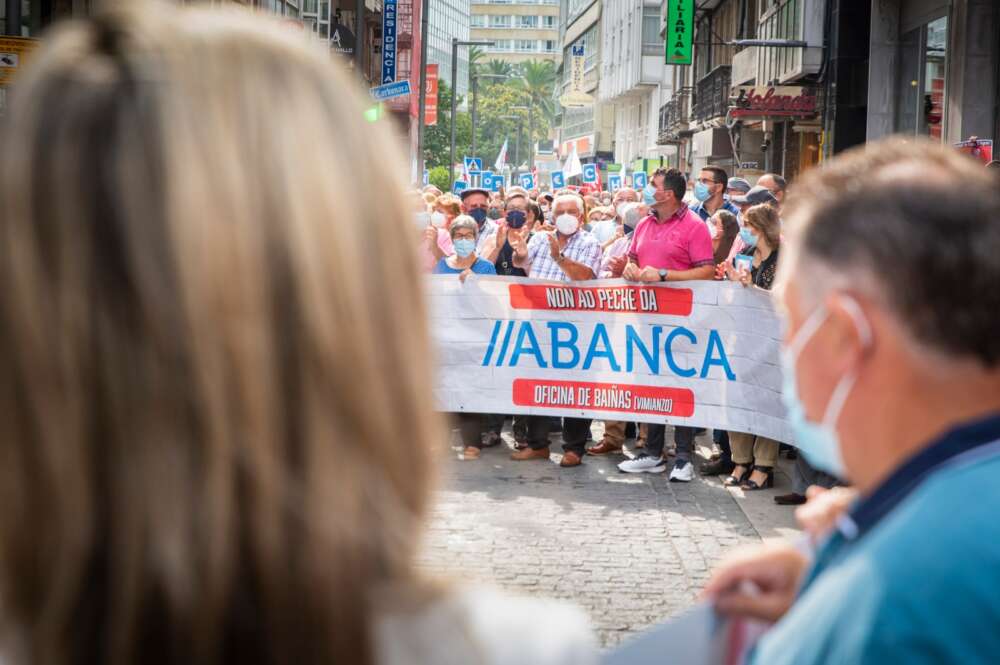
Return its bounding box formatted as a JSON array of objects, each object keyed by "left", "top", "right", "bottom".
[
  {"left": 467, "top": 45, "right": 485, "bottom": 79},
  {"left": 484, "top": 58, "right": 515, "bottom": 78},
  {"left": 511, "top": 59, "right": 557, "bottom": 124}
]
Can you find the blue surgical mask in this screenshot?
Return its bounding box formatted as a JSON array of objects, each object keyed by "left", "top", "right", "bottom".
[
  {"left": 642, "top": 183, "right": 657, "bottom": 206},
  {"left": 468, "top": 207, "right": 488, "bottom": 226},
  {"left": 506, "top": 210, "right": 527, "bottom": 229},
  {"left": 780, "top": 300, "right": 871, "bottom": 478},
  {"left": 453, "top": 238, "right": 476, "bottom": 258},
  {"left": 739, "top": 228, "right": 758, "bottom": 248},
  {"left": 694, "top": 181, "right": 711, "bottom": 202}
]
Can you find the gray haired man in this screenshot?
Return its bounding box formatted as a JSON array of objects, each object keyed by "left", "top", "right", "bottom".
[{"left": 703, "top": 139, "right": 1000, "bottom": 665}]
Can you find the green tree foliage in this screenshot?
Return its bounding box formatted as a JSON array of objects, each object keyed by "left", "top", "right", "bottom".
[
  {"left": 510, "top": 59, "right": 557, "bottom": 125},
  {"left": 428, "top": 166, "right": 451, "bottom": 192},
  {"left": 422, "top": 79, "right": 472, "bottom": 169},
  {"left": 483, "top": 59, "right": 515, "bottom": 78}
]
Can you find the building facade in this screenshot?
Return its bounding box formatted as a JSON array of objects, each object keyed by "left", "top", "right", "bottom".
[
  {"left": 556, "top": 0, "right": 613, "bottom": 171},
  {"left": 656, "top": 0, "right": 1000, "bottom": 183},
  {"left": 470, "top": 0, "right": 561, "bottom": 66},
  {"left": 428, "top": 0, "right": 471, "bottom": 96},
  {"left": 599, "top": 0, "right": 675, "bottom": 180}
]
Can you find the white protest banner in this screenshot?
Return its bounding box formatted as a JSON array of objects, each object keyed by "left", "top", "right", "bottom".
[{"left": 429, "top": 276, "right": 793, "bottom": 445}]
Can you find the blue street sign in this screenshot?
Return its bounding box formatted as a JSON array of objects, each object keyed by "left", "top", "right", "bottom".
[
  {"left": 370, "top": 80, "right": 411, "bottom": 101},
  {"left": 492, "top": 175, "right": 505, "bottom": 192},
  {"left": 572, "top": 44, "right": 584, "bottom": 57},
  {"left": 481, "top": 171, "right": 495, "bottom": 190},
  {"left": 581, "top": 163, "right": 598, "bottom": 183},
  {"left": 632, "top": 171, "right": 648, "bottom": 189},
  {"left": 381, "top": 0, "right": 398, "bottom": 85},
  {"left": 608, "top": 174, "right": 622, "bottom": 191},
  {"left": 453, "top": 180, "right": 468, "bottom": 194},
  {"left": 520, "top": 173, "right": 535, "bottom": 190},
  {"left": 551, "top": 171, "right": 565, "bottom": 188},
  {"left": 467, "top": 170, "right": 482, "bottom": 188},
  {"left": 464, "top": 157, "right": 483, "bottom": 172}
]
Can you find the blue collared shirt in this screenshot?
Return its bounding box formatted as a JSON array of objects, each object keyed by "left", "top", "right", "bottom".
[
  {"left": 750, "top": 412, "right": 1000, "bottom": 665},
  {"left": 689, "top": 198, "right": 739, "bottom": 222}
]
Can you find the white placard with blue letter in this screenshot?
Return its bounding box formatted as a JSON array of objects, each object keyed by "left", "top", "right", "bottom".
[
  {"left": 453, "top": 180, "right": 468, "bottom": 194},
  {"left": 551, "top": 171, "right": 565, "bottom": 188},
  {"left": 632, "top": 171, "right": 648, "bottom": 189},
  {"left": 428, "top": 277, "right": 794, "bottom": 445},
  {"left": 492, "top": 175, "right": 505, "bottom": 192},
  {"left": 381, "top": 0, "right": 398, "bottom": 85},
  {"left": 581, "top": 163, "right": 598, "bottom": 183},
  {"left": 608, "top": 174, "right": 622, "bottom": 191},
  {"left": 480, "top": 171, "right": 495, "bottom": 190},
  {"left": 520, "top": 173, "right": 535, "bottom": 190}
]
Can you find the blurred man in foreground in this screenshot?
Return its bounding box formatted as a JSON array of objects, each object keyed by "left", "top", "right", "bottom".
[{"left": 704, "top": 138, "right": 1000, "bottom": 664}]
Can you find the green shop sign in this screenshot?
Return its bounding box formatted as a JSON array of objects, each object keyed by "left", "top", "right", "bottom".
[{"left": 666, "top": 0, "right": 694, "bottom": 65}]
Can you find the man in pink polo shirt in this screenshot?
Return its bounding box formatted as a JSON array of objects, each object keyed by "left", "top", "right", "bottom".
[{"left": 620, "top": 167, "right": 715, "bottom": 482}]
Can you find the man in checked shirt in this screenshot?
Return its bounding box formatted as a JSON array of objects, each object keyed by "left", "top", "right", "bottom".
[{"left": 510, "top": 192, "right": 603, "bottom": 468}]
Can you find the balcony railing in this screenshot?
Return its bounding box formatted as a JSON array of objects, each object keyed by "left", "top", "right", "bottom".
[
  {"left": 693, "top": 65, "right": 731, "bottom": 123},
  {"left": 657, "top": 88, "right": 691, "bottom": 144}
]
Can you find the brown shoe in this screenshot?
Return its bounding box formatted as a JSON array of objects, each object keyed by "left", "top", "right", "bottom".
[
  {"left": 463, "top": 446, "right": 481, "bottom": 460},
  {"left": 587, "top": 439, "right": 623, "bottom": 456},
  {"left": 774, "top": 493, "right": 807, "bottom": 506},
  {"left": 511, "top": 446, "right": 550, "bottom": 461},
  {"left": 560, "top": 451, "right": 584, "bottom": 467}
]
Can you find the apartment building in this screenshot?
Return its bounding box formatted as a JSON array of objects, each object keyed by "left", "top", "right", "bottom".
[
  {"left": 599, "top": 0, "right": 675, "bottom": 177},
  {"left": 470, "top": 0, "right": 561, "bottom": 66}
]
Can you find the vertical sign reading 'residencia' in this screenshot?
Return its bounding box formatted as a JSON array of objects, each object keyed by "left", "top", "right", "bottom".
[
  {"left": 381, "top": 0, "right": 398, "bottom": 84},
  {"left": 665, "top": 0, "right": 693, "bottom": 66}
]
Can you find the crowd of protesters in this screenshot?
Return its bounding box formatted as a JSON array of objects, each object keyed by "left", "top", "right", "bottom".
[{"left": 417, "top": 167, "right": 835, "bottom": 499}]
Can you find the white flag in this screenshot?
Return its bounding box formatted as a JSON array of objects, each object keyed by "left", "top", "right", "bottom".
[
  {"left": 495, "top": 138, "right": 508, "bottom": 172},
  {"left": 563, "top": 142, "right": 583, "bottom": 178}
]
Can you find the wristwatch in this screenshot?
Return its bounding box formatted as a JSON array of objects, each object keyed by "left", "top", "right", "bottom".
[{"left": 659, "top": 268, "right": 668, "bottom": 282}]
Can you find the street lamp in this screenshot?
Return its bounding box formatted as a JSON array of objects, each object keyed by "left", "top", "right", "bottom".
[
  {"left": 471, "top": 73, "right": 509, "bottom": 163},
  {"left": 499, "top": 114, "right": 525, "bottom": 180},
  {"left": 450, "top": 39, "right": 495, "bottom": 186}
]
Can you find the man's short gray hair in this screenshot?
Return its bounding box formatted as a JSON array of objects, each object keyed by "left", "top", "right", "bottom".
[
  {"left": 553, "top": 192, "right": 585, "bottom": 215},
  {"left": 780, "top": 138, "right": 1000, "bottom": 367}
]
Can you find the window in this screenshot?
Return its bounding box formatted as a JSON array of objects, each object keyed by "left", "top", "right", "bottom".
[
  {"left": 543, "top": 40, "right": 556, "bottom": 52},
  {"left": 489, "top": 14, "right": 511, "bottom": 28},
  {"left": 542, "top": 15, "right": 556, "bottom": 29},
  {"left": 516, "top": 39, "right": 537, "bottom": 52},
  {"left": 642, "top": 7, "right": 661, "bottom": 56},
  {"left": 517, "top": 15, "right": 538, "bottom": 28},
  {"left": 488, "top": 39, "right": 512, "bottom": 52}
]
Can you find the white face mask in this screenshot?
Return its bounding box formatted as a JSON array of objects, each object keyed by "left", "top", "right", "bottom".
[
  {"left": 430, "top": 211, "right": 448, "bottom": 228},
  {"left": 555, "top": 213, "right": 580, "bottom": 235},
  {"left": 708, "top": 220, "right": 719, "bottom": 239}
]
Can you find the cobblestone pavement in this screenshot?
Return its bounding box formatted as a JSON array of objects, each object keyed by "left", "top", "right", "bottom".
[{"left": 416, "top": 422, "right": 799, "bottom": 650}]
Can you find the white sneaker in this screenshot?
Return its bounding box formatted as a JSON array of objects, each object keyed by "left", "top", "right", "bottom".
[
  {"left": 669, "top": 459, "right": 694, "bottom": 482},
  {"left": 618, "top": 454, "right": 667, "bottom": 474}
]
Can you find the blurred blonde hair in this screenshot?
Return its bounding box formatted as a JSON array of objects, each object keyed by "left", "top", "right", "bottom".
[
  {"left": 0, "top": 4, "right": 441, "bottom": 665},
  {"left": 433, "top": 193, "right": 461, "bottom": 217}
]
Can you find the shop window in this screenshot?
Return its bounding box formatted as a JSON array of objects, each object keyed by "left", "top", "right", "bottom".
[{"left": 895, "top": 15, "right": 947, "bottom": 140}]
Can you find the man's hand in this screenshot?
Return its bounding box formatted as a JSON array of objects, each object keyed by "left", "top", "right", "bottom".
[
  {"left": 701, "top": 542, "right": 809, "bottom": 623},
  {"left": 495, "top": 224, "right": 509, "bottom": 250},
  {"left": 637, "top": 266, "right": 661, "bottom": 283},
  {"left": 607, "top": 254, "right": 628, "bottom": 278},
  {"left": 796, "top": 486, "right": 858, "bottom": 540},
  {"left": 547, "top": 232, "right": 561, "bottom": 260},
  {"left": 459, "top": 267, "right": 473, "bottom": 283},
  {"left": 622, "top": 262, "right": 640, "bottom": 281}
]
